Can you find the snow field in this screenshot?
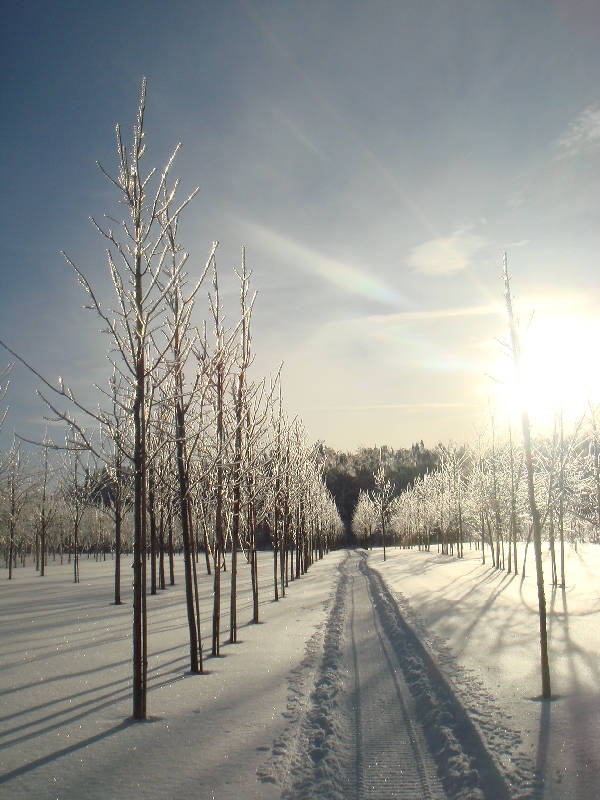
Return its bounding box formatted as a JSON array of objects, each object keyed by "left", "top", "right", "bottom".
[
  {"left": 372, "top": 543, "right": 600, "bottom": 800},
  {"left": 0, "top": 550, "right": 345, "bottom": 799},
  {"left": 2, "top": 543, "right": 598, "bottom": 800}
]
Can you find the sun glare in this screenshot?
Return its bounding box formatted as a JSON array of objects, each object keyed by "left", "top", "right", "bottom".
[{"left": 490, "top": 314, "right": 600, "bottom": 428}]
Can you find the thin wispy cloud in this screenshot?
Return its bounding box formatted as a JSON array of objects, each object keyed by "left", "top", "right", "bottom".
[
  {"left": 554, "top": 104, "right": 600, "bottom": 158},
  {"left": 300, "top": 402, "right": 474, "bottom": 411},
  {"left": 506, "top": 192, "right": 526, "bottom": 208},
  {"left": 242, "top": 221, "right": 409, "bottom": 307},
  {"left": 376, "top": 304, "right": 503, "bottom": 322},
  {"left": 408, "top": 228, "right": 488, "bottom": 275},
  {"left": 271, "top": 107, "right": 328, "bottom": 162},
  {"left": 245, "top": 2, "right": 438, "bottom": 238}
]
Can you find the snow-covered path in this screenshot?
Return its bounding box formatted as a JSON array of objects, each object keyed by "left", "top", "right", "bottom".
[
  {"left": 347, "top": 552, "right": 445, "bottom": 799},
  {"left": 275, "top": 551, "right": 512, "bottom": 799}
]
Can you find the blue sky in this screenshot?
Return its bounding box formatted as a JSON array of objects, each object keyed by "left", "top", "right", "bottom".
[{"left": 2, "top": 0, "right": 600, "bottom": 451}]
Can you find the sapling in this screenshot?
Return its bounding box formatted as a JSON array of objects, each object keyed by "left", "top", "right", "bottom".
[{"left": 502, "top": 252, "right": 551, "bottom": 698}]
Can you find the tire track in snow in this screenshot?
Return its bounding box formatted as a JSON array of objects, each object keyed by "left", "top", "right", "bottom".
[
  {"left": 349, "top": 558, "right": 362, "bottom": 799},
  {"left": 349, "top": 552, "right": 446, "bottom": 800},
  {"left": 262, "top": 550, "right": 515, "bottom": 799},
  {"left": 362, "top": 555, "right": 515, "bottom": 800}
]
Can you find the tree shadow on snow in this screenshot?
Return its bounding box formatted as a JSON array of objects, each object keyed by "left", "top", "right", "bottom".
[{"left": 0, "top": 719, "right": 133, "bottom": 785}]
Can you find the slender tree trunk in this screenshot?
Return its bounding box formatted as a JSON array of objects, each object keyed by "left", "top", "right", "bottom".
[
  {"left": 549, "top": 509, "right": 557, "bottom": 586},
  {"left": 230, "top": 377, "right": 244, "bottom": 644},
  {"left": 40, "top": 444, "right": 49, "bottom": 578},
  {"left": 132, "top": 400, "right": 144, "bottom": 718},
  {"left": 296, "top": 507, "right": 302, "bottom": 579},
  {"left": 480, "top": 510, "right": 486, "bottom": 565},
  {"left": 158, "top": 505, "right": 166, "bottom": 591},
  {"left": 8, "top": 474, "right": 15, "bottom": 580},
  {"left": 175, "top": 401, "right": 200, "bottom": 673},
  {"left": 503, "top": 254, "right": 551, "bottom": 698},
  {"left": 508, "top": 422, "right": 517, "bottom": 574},
  {"left": 114, "top": 500, "right": 122, "bottom": 603},
  {"left": 73, "top": 513, "right": 80, "bottom": 584},
  {"left": 279, "top": 509, "right": 286, "bottom": 598},
  {"left": 249, "top": 502, "right": 259, "bottom": 623},
  {"left": 132, "top": 283, "right": 147, "bottom": 720},
  {"left": 149, "top": 463, "right": 157, "bottom": 595},
  {"left": 168, "top": 505, "right": 175, "bottom": 586},
  {"left": 523, "top": 410, "right": 552, "bottom": 697},
  {"left": 230, "top": 527, "right": 238, "bottom": 642},
  {"left": 199, "top": 503, "right": 212, "bottom": 575},
  {"left": 273, "top": 511, "right": 279, "bottom": 601}
]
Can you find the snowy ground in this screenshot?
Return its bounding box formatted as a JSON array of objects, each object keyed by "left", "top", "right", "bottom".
[
  {"left": 1, "top": 544, "right": 599, "bottom": 799},
  {"left": 372, "top": 542, "right": 600, "bottom": 800},
  {"left": 0, "top": 551, "right": 345, "bottom": 800}
]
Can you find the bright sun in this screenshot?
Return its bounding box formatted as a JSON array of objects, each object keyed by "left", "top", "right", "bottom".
[{"left": 490, "top": 314, "right": 600, "bottom": 428}]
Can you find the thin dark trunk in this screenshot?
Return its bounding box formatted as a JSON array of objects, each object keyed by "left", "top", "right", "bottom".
[
  {"left": 549, "top": 509, "right": 558, "bottom": 586},
  {"left": 480, "top": 509, "right": 486, "bottom": 565},
  {"left": 249, "top": 503, "right": 259, "bottom": 623},
  {"left": 273, "top": 511, "right": 279, "bottom": 601},
  {"left": 132, "top": 372, "right": 145, "bottom": 719},
  {"left": 230, "top": 380, "right": 243, "bottom": 643},
  {"left": 503, "top": 254, "right": 551, "bottom": 698},
  {"left": 114, "top": 499, "right": 122, "bottom": 604},
  {"left": 168, "top": 504, "right": 175, "bottom": 586},
  {"left": 189, "top": 499, "right": 202, "bottom": 669},
  {"left": 149, "top": 463, "right": 157, "bottom": 595},
  {"left": 40, "top": 445, "right": 48, "bottom": 577},
  {"left": 158, "top": 505, "right": 166, "bottom": 591},
  {"left": 200, "top": 505, "right": 212, "bottom": 575},
  {"left": 175, "top": 401, "right": 200, "bottom": 673},
  {"left": 132, "top": 252, "right": 147, "bottom": 720},
  {"left": 8, "top": 476, "right": 15, "bottom": 580}
]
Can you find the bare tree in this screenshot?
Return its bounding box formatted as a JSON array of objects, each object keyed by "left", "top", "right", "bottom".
[
  {"left": 60, "top": 430, "right": 96, "bottom": 584},
  {"left": 352, "top": 490, "right": 376, "bottom": 548},
  {"left": 36, "top": 432, "right": 59, "bottom": 577},
  {"left": 229, "top": 248, "right": 257, "bottom": 643},
  {"left": 371, "top": 462, "right": 395, "bottom": 561},
  {"left": 26, "top": 80, "right": 199, "bottom": 719},
  {"left": 5, "top": 438, "right": 31, "bottom": 578},
  {"left": 157, "top": 209, "right": 214, "bottom": 672},
  {"left": 502, "top": 253, "right": 551, "bottom": 699},
  {"left": 204, "top": 259, "right": 238, "bottom": 656}
]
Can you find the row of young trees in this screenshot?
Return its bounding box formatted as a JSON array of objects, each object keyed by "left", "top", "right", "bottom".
[
  {"left": 0, "top": 81, "right": 342, "bottom": 720},
  {"left": 1, "top": 416, "right": 342, "bottom": 601},
  {"left": 350, "top": 413, "right": 598, "bottom": 702},
  {"left": 351, "top": 258, "right": 598, "bottom": 700},
  {"left": 353, "top": 412, "right": 599, "bottom": 572}
]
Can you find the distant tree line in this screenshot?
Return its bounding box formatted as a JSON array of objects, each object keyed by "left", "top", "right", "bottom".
[{"left": 321, "top": 442, "right": 439, "bottom": 541}]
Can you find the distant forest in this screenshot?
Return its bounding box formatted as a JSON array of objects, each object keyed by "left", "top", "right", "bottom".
[{"left": 321, "top": 443, "right": 440, "bottom": 541}]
